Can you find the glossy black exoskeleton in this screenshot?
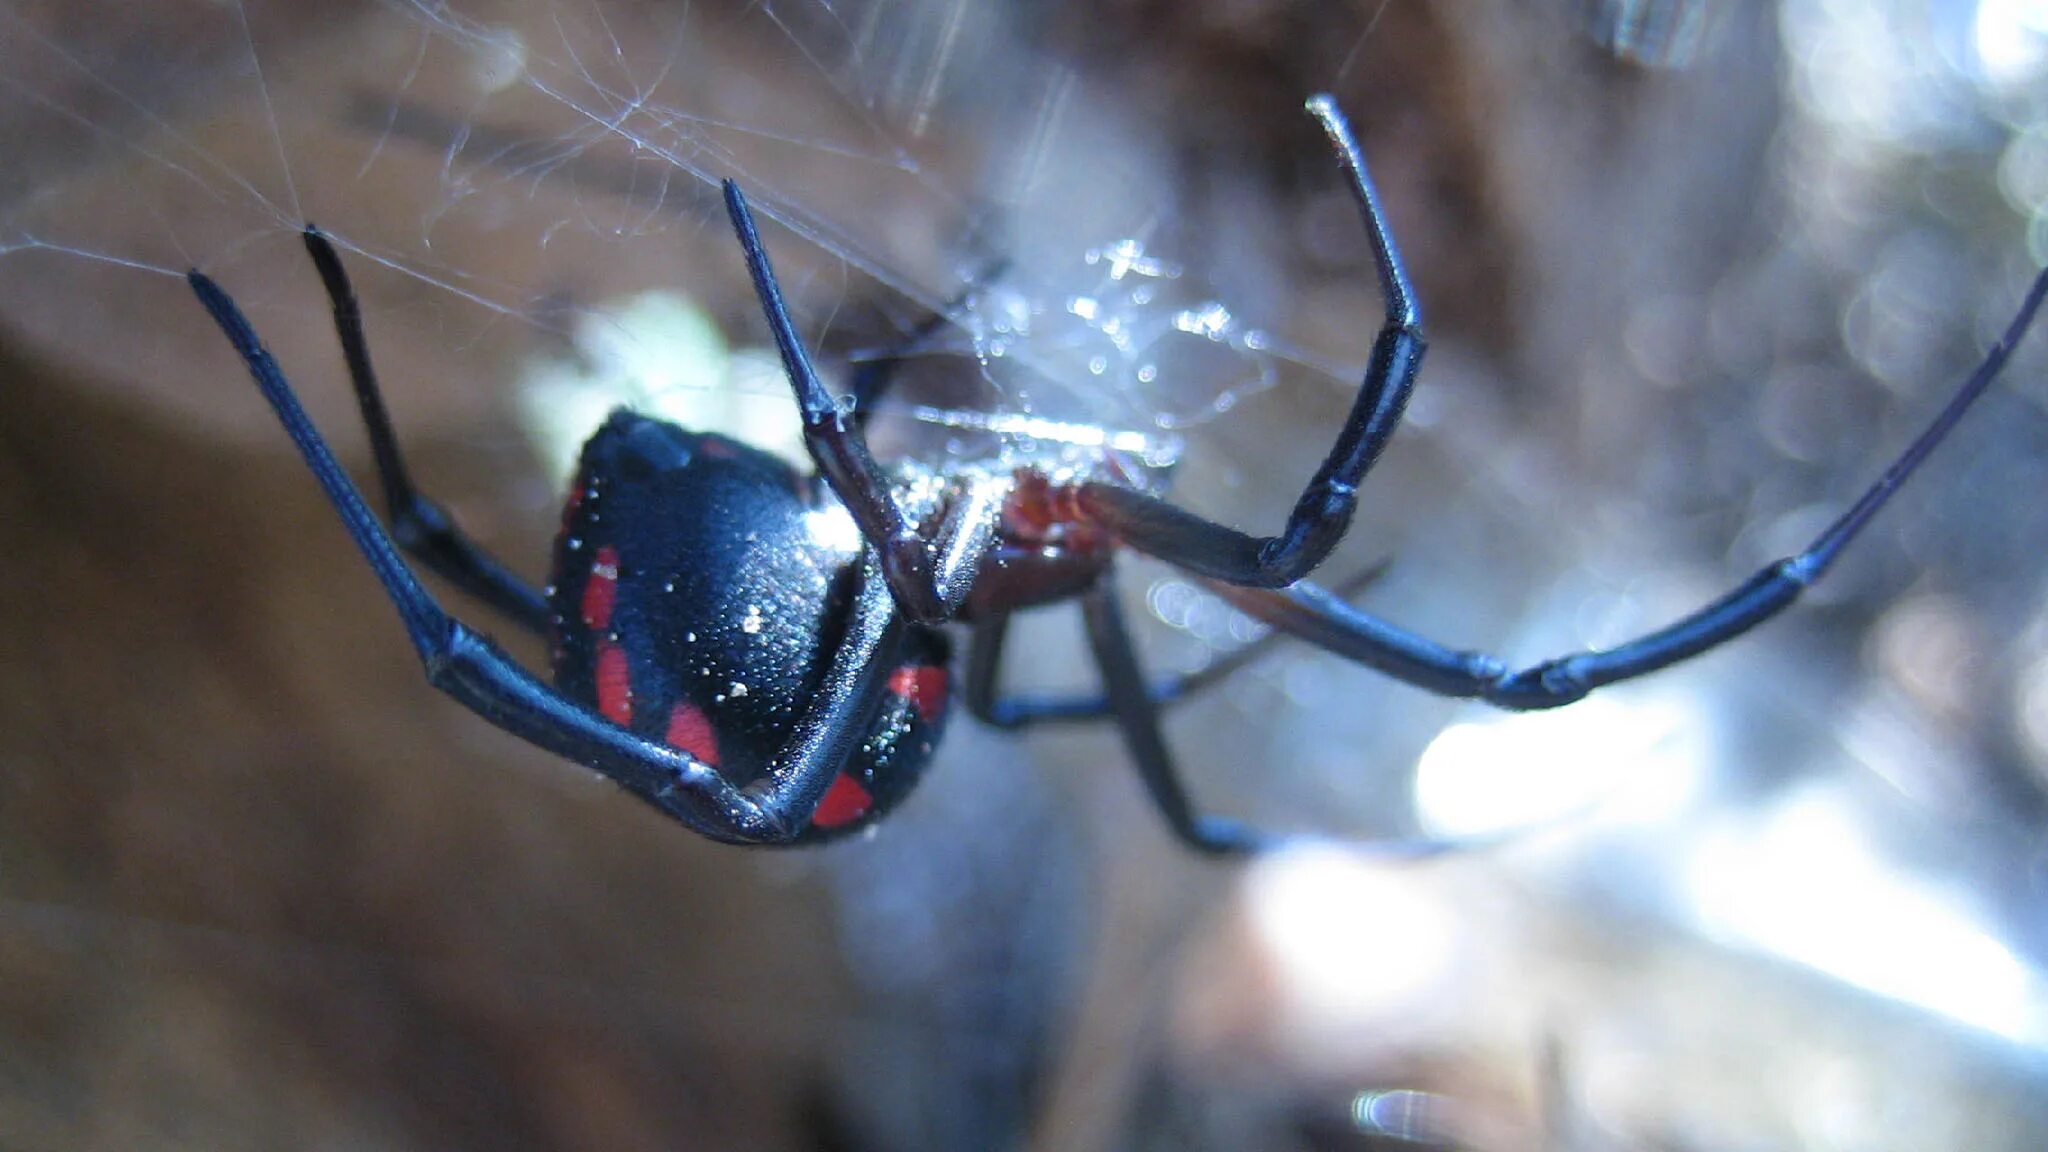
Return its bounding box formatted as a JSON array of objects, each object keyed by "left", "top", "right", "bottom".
[
  {"left": 549, "top": 415, "right": 950, "bottom": 840},
  {"left": 186, "top": 96, "right": 2048, "bottom": 852}
]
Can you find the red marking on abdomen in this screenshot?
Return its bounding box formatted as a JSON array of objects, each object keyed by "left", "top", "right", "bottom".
[
  {"left": 595, "top": 639, "right": 632, "bottom": 725},
  {"left": 887, "top": 665, "right": 948, "bottom": 724},
  {"left": 811, "top": 773, "right": 873, "bottom": 828},
  {"left": 581, "top": 545, "right": 620, "bottom": 630},
  {"left": 663, "top": 702, "right": 720, "bottom": 767}
]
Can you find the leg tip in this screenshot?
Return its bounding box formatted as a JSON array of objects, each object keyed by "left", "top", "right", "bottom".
[
  {"left": 186, "top": 269, "right": 229, "bottom": 314},
  {"left": 722, "top": 180, "right": 760, "bottom": 242},
  {"left": 1190, "top": 816, "right": 1268, "bottom": 857}
]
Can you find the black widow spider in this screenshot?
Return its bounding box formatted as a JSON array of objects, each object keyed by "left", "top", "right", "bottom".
[{"left": 186, "top": 96, "right": 2048, "bottom": 854}]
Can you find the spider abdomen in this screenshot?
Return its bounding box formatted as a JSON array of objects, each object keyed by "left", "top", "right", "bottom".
[{"left": 548, "top": 411, "right": 949, "bottom": 841}]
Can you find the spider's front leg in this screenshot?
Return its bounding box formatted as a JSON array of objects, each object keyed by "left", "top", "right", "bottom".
[
  {"left": 723, "top": 181, "right": 996, "bottom": 625},
  {"left": 1203, "top": 263, "right": 2048, "bottom": 709},
  {"left": 188, "top": 266, "right": 908, "bottom": 845},
  {"left": 1072, "top": 95, "right": 1424, "bottom": 589}
]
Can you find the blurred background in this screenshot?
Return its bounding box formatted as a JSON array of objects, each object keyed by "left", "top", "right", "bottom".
[{"left": 2, "top": 0, "right": 2047, "bottom": 1148}]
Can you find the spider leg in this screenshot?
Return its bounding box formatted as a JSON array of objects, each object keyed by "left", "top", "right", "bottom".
[
  {"left": 1073, "top": 95, "right": 1424, "bottom": 588},
  {"left": 1080, "top": 570, "right": 1266, "bottom": 855},
  {"left": 190, "top": 268, "right": 908, "bottom": 844},
  {"left": 846, "top": 255, "right": 1010, "bottom": 424},
  {"left": 1202, "top": 262, "right": 2048, "bottom": 709},
  {"left": 965, "top": 560, "right": 1391, "bottom": 728},
  {"left": 724, "top": 180, "right": 974, "bottom": 624},
  {"left": 300, "top": 227, "right": 551, "bottom": 634},
  {"left": 1080, "top": 569, "right": 1475, "bottom": 857},
  {"left": 965, "top": 611, "right": 1245, "bottom": 727}
]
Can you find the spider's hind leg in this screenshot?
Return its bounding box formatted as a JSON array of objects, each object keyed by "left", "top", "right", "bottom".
[
  {"left": 188, "top": 266, "right": 910, "bottom": 844},
  {"left": 300, "top": 227, "right": 551, "bottom": 634}
]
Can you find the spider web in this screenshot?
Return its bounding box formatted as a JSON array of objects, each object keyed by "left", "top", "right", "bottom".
[
  {"left": 7, "top": 0, "right": 2048, "bottom": 849},
  {"left": 0, "top": 9, "right": 1429, "bottom": 1146},
  {"left": 0, "top": 0, "right": 1366, "bottom": 460},
  {"left": 4, "top": 0, "right": 2048, "bottom": 864},
  {"left": 6, "top": 2, "right": 2048, "bottom": 1147}
]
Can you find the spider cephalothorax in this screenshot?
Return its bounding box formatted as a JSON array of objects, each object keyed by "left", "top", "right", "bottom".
[{"left": 186, "top": 95, "right": 2048, "bottom": 853}]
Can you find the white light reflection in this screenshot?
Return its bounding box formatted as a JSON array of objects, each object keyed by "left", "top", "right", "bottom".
[
  {"left": 1414, "top": 693, "right": 1705, "bottom": 840},
  {"left": 802, "top": 504, "right": 864, "bottom": 556},
  {"left": 902, "top": 404, "right": 1177, "bottom": 459},
  {"left": 1084, "top": 238, "right": 1177, "bottom": 281},
  {"left": 2016, "top": 649, "right": 2048, "bottom": 781},
  {"left": 1686, "top": 789, "right": 2045, "bottom": 1042},
  {"left": 464, "top": 27, "right": 529, "bottom": 95},
  {"left": 1974, "top": 0, "right": 2048, "bottom": 88},
  {"left": 1171, "top": 302, "right": 1235, "bottom": 340},
  {"left": 516, "top": 291, "right": 808, "bottom": 483},
  {"left": 1245, "top": 843, "right": 1460, "bottom": 1030},
  {"left": 1351, "top": 1089, "right": 1455, "bottom": 1143}
]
